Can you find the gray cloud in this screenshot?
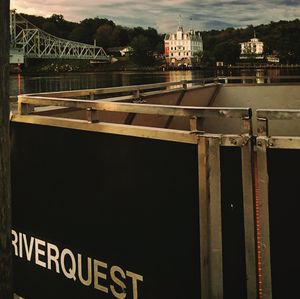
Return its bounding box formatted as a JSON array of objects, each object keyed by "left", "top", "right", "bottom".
[
  {"left": 277, "top": 0, "right": 299, "bottom": 6},
  {"left": 11, "top": 0, "right": 300, "bottom": 32}
]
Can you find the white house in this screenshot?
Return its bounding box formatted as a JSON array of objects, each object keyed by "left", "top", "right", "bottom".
[
  {"left": 240, "top": 33, "right": 264, "bottom": 60},
  {"left": 107, "top": 46, "right": 133, "bottom": 57},
  {"left": 164, "top": 26, "right": 203, "bottom": 67}
]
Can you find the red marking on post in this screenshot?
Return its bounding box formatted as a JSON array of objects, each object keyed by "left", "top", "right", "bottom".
[{"left": 253, "top": 152, "right": 263, "bottom": 299}]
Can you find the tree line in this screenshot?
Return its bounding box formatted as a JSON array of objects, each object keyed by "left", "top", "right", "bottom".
[{"left": 21, "top": 13, "right": 300, "bottom": 65}]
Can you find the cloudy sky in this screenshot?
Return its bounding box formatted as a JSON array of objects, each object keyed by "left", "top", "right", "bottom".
[{"left": 11, "top": 0, "right": 300, "bottom": 32}]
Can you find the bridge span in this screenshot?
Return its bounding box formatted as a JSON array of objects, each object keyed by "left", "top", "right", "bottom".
[{"left": 9, "top": 10, "right": 109, "bottom": 64}]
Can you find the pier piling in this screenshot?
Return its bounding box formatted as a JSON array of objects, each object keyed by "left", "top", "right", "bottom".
[{"left": 0, "top": 0, "right": 13, "bottom": 298}]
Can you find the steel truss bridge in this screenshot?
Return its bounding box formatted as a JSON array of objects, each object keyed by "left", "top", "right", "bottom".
[{"left": 9, "top": 10, "right": 109, "bottom": 63}]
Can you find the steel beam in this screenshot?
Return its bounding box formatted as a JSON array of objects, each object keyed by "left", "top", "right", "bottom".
[{"left": 10, "top": 10, "right": 109, "bottom": 61}]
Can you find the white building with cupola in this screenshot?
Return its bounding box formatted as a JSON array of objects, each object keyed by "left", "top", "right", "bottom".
[
  {"left": 240, "top": 33, "right": 264, "bottom": 60},
  {"left": 164, "top": 26, "right": 203, "bottom": 67}
]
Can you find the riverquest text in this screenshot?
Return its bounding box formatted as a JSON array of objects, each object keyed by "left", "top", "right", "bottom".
[{"left": 12, "top": 230, "right": 144, "bottom": 299}]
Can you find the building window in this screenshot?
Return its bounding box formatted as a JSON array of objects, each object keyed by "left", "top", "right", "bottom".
[
  {"left": 174, "top": 47, "right": 176, "bottom": 50},
  {"left": 179, "top": 52, "right": 181, "bottom": 56},
  {"left": 171, "top": 47, "right": 173, "bottom": 50}
]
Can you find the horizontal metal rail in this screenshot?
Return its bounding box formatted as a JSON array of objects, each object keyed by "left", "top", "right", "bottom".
[
  {"left": 257, "top": 109, "right": 300, "bottom": 136},
  {"left": 12, "top": 114, "right": 199, "bottom": 144},
  {"left": 25, "top": 80, "right": 219, "bottom": 99},
  {"left": 218, "top": 75, "right": 300, "bottom": 84},
  {"left": 11, "top": 115, "right": 252, "bottom": 147},
  {"left": 28, "top": 80, "right": 187, "bottom": 98},
  {"left": 257, "top": 109, "right": 300, "bottom": 120},
  {"left": 23, "top": 76, "right": 300, "bottom": 99},
  {"left": 265, "top": 136, "right": 300, "bottom": 149},
  {"left": 17, "top": 80, "right": 252, "bottom": 135},
  {"left": 19, "top": 95, "right": 251, "bottom": 119}
]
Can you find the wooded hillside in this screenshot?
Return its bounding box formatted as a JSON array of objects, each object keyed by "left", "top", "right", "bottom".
[
  {"left": 21, "top": 13, "right": 300, "bottom": 65},
  {"left": 202, "top": 20, "right": 300, "bottom": 64}
]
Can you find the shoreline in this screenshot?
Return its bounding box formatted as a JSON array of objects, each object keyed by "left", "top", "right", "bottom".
[{"left": 10, "top": 62, "right": 300, "bottom": 75}]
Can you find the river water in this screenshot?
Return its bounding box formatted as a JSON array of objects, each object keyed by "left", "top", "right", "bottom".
[{"left": 9, "top": 68, "right": 300, "bottom": 99}]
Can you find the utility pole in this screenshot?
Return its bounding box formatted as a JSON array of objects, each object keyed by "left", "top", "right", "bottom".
[{"left": 0, "top": 0, "right": 13, "bottom": 298}]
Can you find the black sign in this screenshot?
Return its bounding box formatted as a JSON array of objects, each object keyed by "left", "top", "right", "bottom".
[
  {"left": 11, "top": 122, "right": 200, "bottom": 299},
  {"left": 268, "top": 149, "right": 300, "bottom": 299},
  {"left": 221, "top": 147, "right": 247, "bottom": 299}
]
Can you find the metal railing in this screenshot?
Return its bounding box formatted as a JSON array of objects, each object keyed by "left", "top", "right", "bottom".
[
  {"left": 12, "top": 78, "right": 300, "bottom": 299},
  {"left": 19, "top": 75, "right": 300, "bottom": 101}
]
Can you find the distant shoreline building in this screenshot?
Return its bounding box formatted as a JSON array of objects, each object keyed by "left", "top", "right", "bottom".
[
  {"left": 106, "top": 46, "right": 133, "bottom": 57},
  {"left": 266, "top": 54, "right": 280, "bottom": 64},
  {"left": 240, "top": 33, "right": 264, "bottom": 60},
  {"left": 239, "top": 32, "right": 280, "bottom": 64},
  {"left": 164, "top": 26, "right": 203, "bottom": 67}
]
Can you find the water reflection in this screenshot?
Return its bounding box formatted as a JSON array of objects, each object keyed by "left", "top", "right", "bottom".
[
  {"left": 268, "top": 68, "right": 281, "bottom": 83},
  {"left": 239, "top": 69, "right": 265, "bottom": 83},
  {"left": 9, "top": 68, "right": 300, "bottom": 99},
  {"left": 257, "top": 69, "right": 265, "bottom": 84},
  {"left": 168, "top": 70, "right": 193, "bottom": 82},
  {"left": 9, "top": 70, "right": 215, "bottom": 99}
]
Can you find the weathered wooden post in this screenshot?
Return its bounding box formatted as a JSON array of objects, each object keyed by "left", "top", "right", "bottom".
[{"left": 0, "top": 1, "right": 13, "bottom": 298}]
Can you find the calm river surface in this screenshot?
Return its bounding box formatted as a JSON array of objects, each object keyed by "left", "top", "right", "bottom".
[{"left": 9, "top": 68, "right": 300, "bottom": 99}]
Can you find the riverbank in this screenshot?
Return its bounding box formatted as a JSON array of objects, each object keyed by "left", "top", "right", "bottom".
[
  {"left": 11, "top": 60, "right": 300, "bottom": 76},
  {"left": 11, "top": 57, "right": 166, "bottom": 74}
]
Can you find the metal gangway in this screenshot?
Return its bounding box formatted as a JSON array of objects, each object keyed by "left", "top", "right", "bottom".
[{"left": 9, "top": 10, "right": 109, "bottom": 63}]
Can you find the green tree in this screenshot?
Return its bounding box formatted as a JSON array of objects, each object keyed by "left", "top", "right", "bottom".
[
  {"left": 213, "top": 41, "right": 240, "bottom": 64},
  {"left": 130, "top": 34, "right": 154, "bottom": 65},
  {"left": 44, "top": 14, "right": 76, "bottom": 39},
  {"left": 194, "top": 50, "right": 203, "bottom": 63},
  {"left": 94, "top": 24, "right": 120, "bottom": 49},
  {"left": 116, "top": 26, "right": 130, "bottom": 46},
  {"left": 201, "top": 50, "right": 216, "bottom": 66},
  {"left": 69, "top": 26, "right": 91, "bottom": 44}
]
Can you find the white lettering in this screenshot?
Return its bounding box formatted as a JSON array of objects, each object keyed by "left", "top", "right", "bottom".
[
  {"left": 126, "top": 271, "right": 143, "bottom": 299},
  {"left": 11, "top": 230, "right": 18, "bottom": 256},
  {"left": 23, "top": 233, "right": 34, "bottom": 262},
  {"left": 11, "top": 230, "right": 144, "bottom": 298},
  {"left": 35, "top": 238, "right": 46, "bottom": 268},
  {"left": 94, "top": 259, "right": 108, "bottom": 293},
  {"left": 78, "top": 254, "right": 92, "bottom": 286},
  {"left": 19, "top": 232, "right": 23, "bottom": 258},
  {"left": 47, "top": 242, "right": 60, "bottom": 273},
  {"left": 110, "top": 265, "right": 126, "bottom": 299},
  {"left": 61, "top": 248, "right": 77, "bottom": 281}
]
